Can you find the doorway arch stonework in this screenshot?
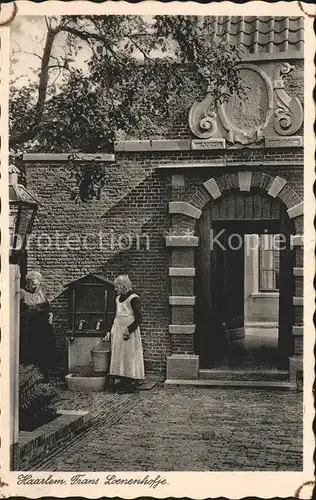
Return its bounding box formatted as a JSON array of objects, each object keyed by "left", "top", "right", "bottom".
[{"left": 166, "top": 171, "right": 303, "bottom": 382}]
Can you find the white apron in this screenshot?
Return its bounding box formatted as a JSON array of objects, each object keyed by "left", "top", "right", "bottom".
[{"left": 110, "top": 293, "right": 145, "bottom": 380}]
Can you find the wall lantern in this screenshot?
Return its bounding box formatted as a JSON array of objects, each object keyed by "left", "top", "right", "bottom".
[
  {"left": 8, "top": 164, "right": 39, "bottom": 470},
  {"left": 9, "top": 165, "right": 39, "bottom": 263}
]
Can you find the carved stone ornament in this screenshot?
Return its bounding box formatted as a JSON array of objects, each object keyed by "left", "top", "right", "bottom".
[
  {"left": 188, "top": 64, "right": 274, "bottom": 145},
  {"left": 217, "top": 64, "right": 274, "bottom": 145},
  {"left": 273, "top": 62, "right": 303, "bottom": 136},
  {"left": 188, "top": 94, "right": 218, "bottom": 139}
]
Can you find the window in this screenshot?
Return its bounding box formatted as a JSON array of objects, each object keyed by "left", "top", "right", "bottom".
[{"left": 259, "top": 234, "right": 279, "bottom": 292}]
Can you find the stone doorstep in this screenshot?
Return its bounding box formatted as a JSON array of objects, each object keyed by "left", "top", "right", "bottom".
[
  {"left": 245, "top": 322, "right": 278, "bottom": 328},
  {"left": 244, "top": 328, "right": 278, "bottom": 337},
  {"left": 164, "top": 379, "right": 297, "bottom": 390},
  {"left": 18, "top": 409, "right": 90, "bottom": 469},
  {"left": 199, "top": 369, "right": 290, "bottom": 382}
]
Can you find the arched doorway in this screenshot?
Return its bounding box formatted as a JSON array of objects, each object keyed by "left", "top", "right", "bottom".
[{"left": 195, "top": 188, "right": 295, "bottom": 371}]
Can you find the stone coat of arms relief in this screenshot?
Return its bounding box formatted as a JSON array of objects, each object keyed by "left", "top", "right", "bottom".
[{"left": 188, "top": 61, "right": 303, "bottom": 146}]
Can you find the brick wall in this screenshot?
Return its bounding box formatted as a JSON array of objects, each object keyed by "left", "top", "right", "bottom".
[
  {"left": 23, "top": 145, "right": 303, "bottom": 376},
  {"left": 21, "top": 49, "right": 304, "bottom": 377},
  {"left": 23, "top": 158, "right": 173, "bottom": 375}
]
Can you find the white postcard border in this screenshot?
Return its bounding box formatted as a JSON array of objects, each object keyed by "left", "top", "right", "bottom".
[{"left": 0, "top": 2, "right": 315, "bottom": 499}]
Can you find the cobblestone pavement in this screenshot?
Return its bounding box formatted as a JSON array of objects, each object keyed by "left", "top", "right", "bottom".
[{"left": 33, "top": 385, "right": 303, "bottom": 471}]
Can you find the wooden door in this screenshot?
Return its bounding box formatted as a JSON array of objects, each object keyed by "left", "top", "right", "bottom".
[
  {"left": 278, "top": 210, "right": 295, "bottom": 369},
  {"left": 211, "top": 228, "right": 245, "bottom": 345},
  {"left": 195, "top": 190, "right": 289, "bottom": 369},
  {"left": 196, "top": 222, "right": 245, "bottom": 367}
]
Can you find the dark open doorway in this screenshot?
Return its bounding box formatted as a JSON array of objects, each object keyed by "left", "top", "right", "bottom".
[{"left": 195, "top": 189, "right": 295, "bottom": 371}]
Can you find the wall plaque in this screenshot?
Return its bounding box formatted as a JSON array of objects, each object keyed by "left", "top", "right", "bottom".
[
  {"left": 265, "top": 136, "right": 303, "bottom": 148},
  {"left": 191, "top": 138, "right": 226, "bottom": 150}
]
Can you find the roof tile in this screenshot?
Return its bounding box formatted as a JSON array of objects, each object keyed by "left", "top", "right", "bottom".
[{"left": 210, "top": 16, "right": 304, "bottom": 54}]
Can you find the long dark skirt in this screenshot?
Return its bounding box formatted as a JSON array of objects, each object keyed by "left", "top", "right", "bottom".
[{"left": 20, "top": 311, "right": 55, "bottom": 377}]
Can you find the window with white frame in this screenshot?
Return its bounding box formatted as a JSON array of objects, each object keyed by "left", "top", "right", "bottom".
[{"left": 258, "top": 234, "right": 280, "bottom": 292}]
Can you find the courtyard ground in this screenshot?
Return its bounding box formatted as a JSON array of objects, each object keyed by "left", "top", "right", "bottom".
[{"left": 31, "top": 383, "right": 303, "bottom": 471}]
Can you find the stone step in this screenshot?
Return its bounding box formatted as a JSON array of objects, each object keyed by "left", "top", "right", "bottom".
[
  {"left": 199, "top": 369, "right": 289, "bottom": 382},
  {"left": 164, "top": 379, "right": 296, "bottom": 390},
  {"left": 244, "top": 328, "right": 278, "bottom": 336},
  {"left": 245, "top": 322, "right": 278, "bottom": 328}
]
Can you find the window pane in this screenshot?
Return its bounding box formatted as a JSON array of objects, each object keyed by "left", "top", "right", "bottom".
[{"left": 259, "top": 234, "right": 279, "bottom": 291}]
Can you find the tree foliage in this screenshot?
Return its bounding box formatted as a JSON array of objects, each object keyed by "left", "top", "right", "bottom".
[{"left": 10, "top": 15, "right": 243, "bottom": 154}]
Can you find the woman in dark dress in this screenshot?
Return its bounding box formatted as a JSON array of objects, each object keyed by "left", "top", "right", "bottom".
[{"left": 20, "top": 271, "right": 54, "bottom": 381}]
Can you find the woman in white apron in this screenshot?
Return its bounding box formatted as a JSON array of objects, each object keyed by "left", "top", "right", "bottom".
[{"left": 105, "top": 275, "right": 145, "bottom": 392}]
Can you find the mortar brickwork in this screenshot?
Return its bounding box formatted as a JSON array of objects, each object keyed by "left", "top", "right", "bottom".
[
  {"left": 22, "top": 146, "right": 304, "bottom": 376},
  {"left": 23, "top": 160, "right": 173, "bottom": 374},
  {"left": 21, "top": 50, "right": 304, "bottom": 378}
]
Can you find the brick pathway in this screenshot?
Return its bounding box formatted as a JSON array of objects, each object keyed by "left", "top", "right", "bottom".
[{"left": 33, "top": 385, "right": 302, "bottom": 471}]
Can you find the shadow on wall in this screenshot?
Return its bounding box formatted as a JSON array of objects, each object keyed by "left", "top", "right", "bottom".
[
  {"left": 100, "top": 168, "right": 169, "bottom": 232},
  {"left": 26, "top": 167, "right": 172, "bottom": 375},
  {"left": 48, "top": 213, "right": 172, "bottom": 377},
  {"left": 27, "top": 168, "right": 170, "bottom": 300}
]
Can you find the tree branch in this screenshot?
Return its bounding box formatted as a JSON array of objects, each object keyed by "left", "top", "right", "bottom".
[
  {"left": 126, "top": 35, "right": 155, "bottom": 62},
  {"left": 10, "top": 25, "right": 62, "bottom": 147},
  {"left": 10, "top": 21, "right": 152, "bottom": 148},
  {"left": 61, "top": 25, "right": 122, "bottom": 61},
  {"left": 61, "top": 25, "right": 107, "bottom": 46}
]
